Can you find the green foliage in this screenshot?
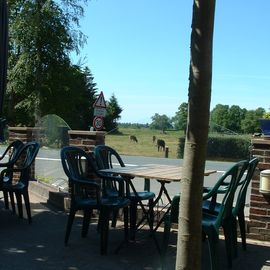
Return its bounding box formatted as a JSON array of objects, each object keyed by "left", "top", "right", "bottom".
[
  {"left": 210, "top": 104, "right": 247, "bottom": 133},
  {"left": 172, "top": 102, "right": 188, "bottom": 131},
  {"left": 210, "top": 104, "right": 265, "bottom": 134},
  {"left": 104, "top": 94, "right": 123, "bottom": 133},
  {"left": 41, "top": 66, "right": 98, "bottom": 129},
  {"left": 150, "top": 113, "right": 172, "bottom": 132},
  {"left": 240, "top": 107, "right": 264, "bottom": 134},
  {"left": 263, "top": 111, "right": 270, "bottom": 119},
  {"left": 5, "top": 0, "right": 95, "bottom": 128},
  {"left": 177, "top": 134, "right": 251, "bottom": 160},
  {"left": 118, "top": 123, "right": 149, "bottom": 128}
]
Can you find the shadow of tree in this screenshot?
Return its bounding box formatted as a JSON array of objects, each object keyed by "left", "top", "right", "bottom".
[{"left": 0, "top": 199, "right": 270, "bottom": 270}]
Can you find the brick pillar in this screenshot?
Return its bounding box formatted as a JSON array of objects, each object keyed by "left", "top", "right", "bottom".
[
  {"left": 8, "top": 127, "right": 41, "bottom": 181},
  {"left": 249, "top": 138, "right": 270, "bottom": 241},
  {"left": 8, "top": 126, "right": 41, "bottom": 143},
  {"left": 68, "top": 130, "right": 105, "bottom": 152}
]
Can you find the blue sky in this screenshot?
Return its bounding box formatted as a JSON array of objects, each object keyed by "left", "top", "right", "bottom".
[{"left": 72, "top": 0, "right": 270, "bottom": 124}]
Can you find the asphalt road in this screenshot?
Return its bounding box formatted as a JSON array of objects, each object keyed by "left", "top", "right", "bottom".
[
  {"left": 2, "top": 146, "right": 250, "bottom": 214},
  {"left": 33, "top": 148, "right": 241, "bottom": 200}
]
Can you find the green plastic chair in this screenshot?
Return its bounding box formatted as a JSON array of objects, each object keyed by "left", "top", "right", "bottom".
[
  {"left": 202, "top": 160, "right": 248, "bottom": 269},
  {"left": 232, "top": 158, "right": 259, "bottom": 254},
  {"left": 203, "top": 158, "right": 259, "bottom": 258},
  {"left": 0, "top": 140, "right": 24, "bottom": 212},
  {"left": 94, "top": 145, "right": 155, "bottom": 239},
  {"left": 161, "top": 160, "right": 247, "bottom": 270},
  {"left": 0, "top": 141, "right": 40, "bottom": 223},
  {"left": 61, "top": 146, "right": 130, "bottom": 255}
]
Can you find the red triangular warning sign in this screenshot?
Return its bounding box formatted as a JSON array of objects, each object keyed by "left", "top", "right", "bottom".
[{"left": 93, "top": 91, "right": 106, "bottom": 108}]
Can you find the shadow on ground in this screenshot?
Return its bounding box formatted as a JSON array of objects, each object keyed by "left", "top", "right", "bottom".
[{"left": 0, "top": 195, "right": 270, "bottom": 270}]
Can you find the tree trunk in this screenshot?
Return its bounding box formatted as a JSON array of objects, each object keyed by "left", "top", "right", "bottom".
[{"left": 176, "top": 1, "right": 215, "bottom": 269}]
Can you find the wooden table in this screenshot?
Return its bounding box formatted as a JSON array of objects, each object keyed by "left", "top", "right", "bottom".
[
  {"left": 100, "top": 164, "right": 216, "bottom": 240},
  {"left": 100, "top": 164, "right": 216, "bottom": 182}
]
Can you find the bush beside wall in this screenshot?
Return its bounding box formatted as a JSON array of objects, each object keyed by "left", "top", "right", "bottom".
[{"left": 177, "top": 135, "right": 251, "bottom": 160}]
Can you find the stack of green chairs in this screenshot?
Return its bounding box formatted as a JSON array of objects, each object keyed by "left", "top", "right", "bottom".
[{"left": 161, "top": 159, "right": 251, "bottom": 270}]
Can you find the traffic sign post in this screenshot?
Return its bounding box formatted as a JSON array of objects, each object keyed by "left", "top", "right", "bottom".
[
  {"left": 93, "top": 116, "right": 104, "bottom": 130},
  {"left": 92, "top": 91, "right": 106, "bottom": 130},
  {"left": 93, "top": 91, "right": 106, "bottom": 109},
  {"left": 94, "top": 107, "right": 106, "bottom": 117}
]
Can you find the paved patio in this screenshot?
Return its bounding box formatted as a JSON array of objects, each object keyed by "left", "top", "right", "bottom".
[{"left": 0, "top": 191, "right": 270, "bottom": 270}]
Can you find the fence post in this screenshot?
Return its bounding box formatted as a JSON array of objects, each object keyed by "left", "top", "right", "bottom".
[{"left": 165, "top": 146, "right": 169, "bottom": 158}]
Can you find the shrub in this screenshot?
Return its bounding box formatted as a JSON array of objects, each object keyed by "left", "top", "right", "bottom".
[{"left": 177, "top": 135, "right": 251, "bottom": 161}]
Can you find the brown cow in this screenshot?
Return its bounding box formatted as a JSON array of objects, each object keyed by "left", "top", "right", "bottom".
[
  {"left": 129, "top": 135, "right": 138, "bottom": 143},
  {"left": 152, "top": 135, "right": 156, "bottom": 143}
]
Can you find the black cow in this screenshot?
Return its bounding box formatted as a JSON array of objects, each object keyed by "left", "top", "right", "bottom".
[
  {"left": 129, "top": 135, "right": 138, "bottom": 143},
  {"left": 157, "top": 139, "right": 165, "bottom": 151}
]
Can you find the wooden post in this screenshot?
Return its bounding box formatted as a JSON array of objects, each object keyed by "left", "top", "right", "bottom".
[{"left": 165, "top": 146, "right": 169, "bottom": 158}]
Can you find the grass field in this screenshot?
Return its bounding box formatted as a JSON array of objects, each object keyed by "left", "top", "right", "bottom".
[{"left": 105, "top": 127, "right": 185, "bottom": 159}]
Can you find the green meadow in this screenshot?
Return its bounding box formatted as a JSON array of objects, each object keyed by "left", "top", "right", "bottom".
[{"left": 105, "top": 128, "right": 184, "bottom": 159}]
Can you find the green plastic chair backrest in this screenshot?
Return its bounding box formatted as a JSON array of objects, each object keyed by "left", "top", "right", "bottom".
[
  {"left": 14, "top": 141, "right": 40, "bottom": 184},
  {"left": 94, "top": 145, "right": 124, "bottom": 193},
  {"left": 213, "top": 160, "right": 249, "bottom": 194},
  {"left": 203, "top": 160, "right": 249, "bottom": 228},
  {"left": 95, "top": 145, "right": 125, "bottom": 169},
  {"left": 61, "top": 146, "right": 101, "bottom": 201},
  {"left": 95, "top": 145, "right": 151, "bottom": 192},
  {"left": 232, "top": 157, "right": 259, "bottom": 217},
  {"left": 0, "top": 140, "right": 24, "bottom": 165}
]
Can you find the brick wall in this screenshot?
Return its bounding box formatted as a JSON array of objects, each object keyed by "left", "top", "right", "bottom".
[
  {"left": 249, "top": 138, "right": 270, "bottom": 241},
  {"left": 68, "top": 130, "right": 105, "bottom": 152},
  {"left": 8, "top": 126, "right": 41, "bottom": 143},
  {"left": 8, "top": 127, "right": 40, "bottom": 180}
]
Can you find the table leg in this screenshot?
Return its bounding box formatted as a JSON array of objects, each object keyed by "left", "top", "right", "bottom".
[{"left": 152, "top": 181, "right": 172, "bottom": 232}]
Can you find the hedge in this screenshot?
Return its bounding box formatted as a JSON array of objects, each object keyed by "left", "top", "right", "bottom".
[{"left": 177, "top": 135, "right": 252, "bottom": 160}]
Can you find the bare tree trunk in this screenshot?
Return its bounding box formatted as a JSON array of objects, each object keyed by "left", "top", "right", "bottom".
[{"left": 176, "top": 1, "right": 215, "bottom": 269}]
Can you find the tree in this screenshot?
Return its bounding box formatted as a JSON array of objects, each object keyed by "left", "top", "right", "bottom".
[
  {"left": 241, "top": 107, "right": 265, "bottom": 134},
  {"left": 176, "top": 1, "right": 216, "bottom": 269},
  {"left": 210, "top": 104, "right": 230, "bottom": 132},
  {"left": 150, "top": 113, "right": 172, "bottom": 132},
  {"left": 5, "top": 0, "right": 87, "bottom": 126},
  {"left": 104, "top": 94, "right": 123, "bottom": 132},
  {"left": 41, "top": 66, "right": 98, "bottom": 129},
  {"left": 227, "top": 105, "right": 246, "bottom": 133},
  {"left": 172, "top": 102, "right": 188, "bottom": 131},
  {"left": 210, "top": 104, "right": 246, "bottom": 134}
]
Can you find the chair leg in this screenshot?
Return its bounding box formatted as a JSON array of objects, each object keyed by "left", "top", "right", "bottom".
[
  {"left": 100, "top": 207, "right": 110, "bottom": 255},
  {"left": 148, "top": 198, "right": 154, "bottom": 231},
  {"left": 111, "top": 209, "right": 118, "bottom": 228},
  {"left": 9, "top": 191, "right": 16, "bottom": 214},
  {"left": 238, "top": 211, "right": 247, "bottom": 251},
  {"left": 15, "top": 192, "right": 23, "bottom": 218},
  {"left": 123, "top": 206, "right": 129, "bottom": 241},
  {"left": 23, "top": 191, "right": 32, "bottom": 223},
  {"left": 161, "top": 214, "right": 171, "bottom": 269},
  {"left": 223, "top": 222, "right": 233, "bottom": 268},
  {"left": 231, "top": 217, "right": 238, "bottom": 258},
  {"left": 206, "top": 231, "right": 220, "bottom": 270},
  {"left": 130, "top": 201, "right": 137, "bottom": 240},
  {"left": 82, "top": 210, "right": 92, "bottom": 238},
  {"left": 65, "top": 208, "right": 76, "bottom": 246},
  {"left": 3, "top": 191, "right": 9, "bottom": 209}
]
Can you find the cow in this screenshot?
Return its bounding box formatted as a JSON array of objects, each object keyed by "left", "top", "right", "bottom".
[
  {"left": 157, "top": 139, "right": 165, "bottom": 152},
  {"left": 129, "top": 135, "right": 138, "bottom": 143},
  {"left": 152, "top": 135, "right": 156, "bottom": 143}
]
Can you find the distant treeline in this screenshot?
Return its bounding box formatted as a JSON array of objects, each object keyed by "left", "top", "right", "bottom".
[{"left": 119, "top": 123, "right": 150, "bottom": 128}]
